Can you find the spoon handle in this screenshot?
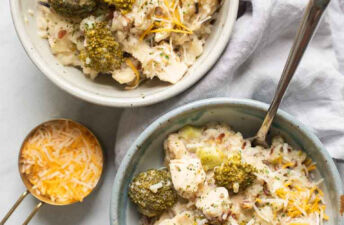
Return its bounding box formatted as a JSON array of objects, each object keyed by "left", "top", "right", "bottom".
[{"left": 254, "top": 0, "right": 331, "bottom": 145}]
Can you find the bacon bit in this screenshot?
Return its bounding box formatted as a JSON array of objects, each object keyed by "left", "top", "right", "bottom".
[
  {"left": 195, "top": 2, "right": 199, "bottom": 14},
  {"left": 262, "top": 160, "right": 270, "bottom": 165},
  {"left": 279, "top": 146, "right": 283, "bottom": 152},
  {"left": 274, "top": 164, "right": 278, "bottom": 171},
  {"left": 263, "top": 182, "right": 271, "bottom": 195},
  {"left": 340, "top": 195, "right": 344, "bottom": 216},
  {"left": 154, "top": 6, "right": 164, "bottom": 16},
  {"left": 270, "top": 147, "right": 275, "bottom": 155},
  {"left": 106, "top": 11, "right": 114, "bottom": 20},
  {"left": 58, "top": 30, "right": 67, "bottom": 39},
  {"left": 242, "top": 141, "right": 247, "bottom": 149},
  {"left": 216, "top": 133, "right": 225, "bottom": 143}
]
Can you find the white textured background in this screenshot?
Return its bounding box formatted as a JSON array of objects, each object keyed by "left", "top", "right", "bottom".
[
  {"left": 0, "top": 1, "right": 123, "bottom": 224},
  {"left": 0, "top": 0, "right": 343, "bottom": 225}
]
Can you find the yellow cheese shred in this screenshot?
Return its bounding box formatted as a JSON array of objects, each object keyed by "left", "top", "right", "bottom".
[
  {"left": 275, "top": 182, "right": 327, "bottom": 220},
  {"left": 125, "top": 58, "right": 140, "bottom": 90},
  {"left": 20, "top": 120, "right": 103, "bottom": 204},
  {"left": 139, "top": 0, "right": 193, "bottom": 40},
  {"left": 140, "top": 23, "right": 155, "bottom": 40},
  {"left": 149, "top": 28, "right": 192, "bottom": 34}
]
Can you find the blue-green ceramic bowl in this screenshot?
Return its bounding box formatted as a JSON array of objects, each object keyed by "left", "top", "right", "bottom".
[{"left": 111, "top": 98, "right": 344, "bottom": 225}]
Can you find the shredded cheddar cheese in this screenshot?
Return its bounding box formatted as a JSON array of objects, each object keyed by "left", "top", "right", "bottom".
[
  {"left": 125, "top": 59, "right": 140, "bottom": 89},
  {"left": 275, "top": 182, "right": 328, "bottom": 219},
  {"left": 149, "top": 28, "right": 192, "bottom": 34},
  {"left": 307, "top": 164, "right": 317, "bottom": 171},
  {"left": 282, "top": 162, "right": 295, "bottom": 169},
  {"left": 139, "top": 0, "right": 193, "bottom": 40},
  {"left": 140, "top": 23, "right": 155, "bottom": 40},
  {"left": 20, "top": 120, "right": 103, "bottom": 204}
]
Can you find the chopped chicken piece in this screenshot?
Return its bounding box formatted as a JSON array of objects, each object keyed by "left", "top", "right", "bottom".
[
  {"left": 196, "top": 187, "right": 231, "bottom": 221},
  {"left": 164, "top": 134, "right": 188, "bottom": 162},
  {"left": 112, "top": 66, "right": 136, "bottom": 84},
  {"left": 154, "top": 211, "right": 195, "bottom": 225},
  {"left": 169, "top": 158, "right": 206, "bottom": 199},
  {"left": 155, "top": 61, "right": 188, "bottom": 84}
]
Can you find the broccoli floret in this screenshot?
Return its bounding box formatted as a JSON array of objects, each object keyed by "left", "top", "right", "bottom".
[
  {"left": 103, "top": 0, "right": 135, "bottom": 13},
  {"left": 128, "top": 169, "right": 177, "bottom": 217},
  {"left": 80, "top": 22, "right": 123, "bottom": 73},
  {"left": 91, "top": 2, "right": 112, "bottom": 17},
  {"left": 179, "top": 125, "right": 202, "bottom": 139},
  {"left": 49, "top": 0, "right": 97, "bottom": 17},
  {"left": 214, "top": 155, "right": 256, "bottom": 194},
  {"left": 196, "top": 146, "right": 227, "bottom": 171}
]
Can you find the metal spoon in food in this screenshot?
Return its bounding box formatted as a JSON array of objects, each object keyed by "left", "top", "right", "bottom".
[{"left": 251, "top": 0, "right": 330, "bottom": 148}]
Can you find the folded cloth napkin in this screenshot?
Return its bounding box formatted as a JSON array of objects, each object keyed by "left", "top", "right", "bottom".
[{"left": 115, "top": 0, "right": 344, "bottom": 168}]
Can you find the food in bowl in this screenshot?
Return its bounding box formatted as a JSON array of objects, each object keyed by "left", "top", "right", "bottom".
[
  {"left": 128, "top": 123, "right": 328, "bottom": 224},
  {"left": 129, "top": 169, "right": 178, "bottom": 217},
  {"left": 19, "top": 120, "right": 103, "bottom": 204},
  {"left": 36, "top": 0, "right": 221, "bottom": 89}
]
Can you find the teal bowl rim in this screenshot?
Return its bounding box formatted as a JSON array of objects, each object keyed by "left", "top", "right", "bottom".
[{"left": 110, "top": 97, "right": 344, "bottom": 225}]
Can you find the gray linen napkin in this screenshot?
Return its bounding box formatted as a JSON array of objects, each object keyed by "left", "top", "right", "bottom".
[{"left": 115, "top": 0, "right": 344, "bottom": 168}]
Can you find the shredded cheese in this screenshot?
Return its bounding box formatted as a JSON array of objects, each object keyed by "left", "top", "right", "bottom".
[
  {"left": 149, "top": 28, "right": 192, "bottom": 34},
  {"left": 20, "top": 120, "right": 103, "bottom": 204},
  {"left": 282, "top": 162, "right": 295, "bottom": 169},
  {"left": 125, "top": 58, "right": 140, "bottom": 90},
  {"left": 139, "top": 0, "right": 193, "bottom": 40},
  {"left": 139, "top": 23, "right": 155, "bottom": 40},
  {"left": 275, "top": 182, "right": 327, "bottom": 219}
]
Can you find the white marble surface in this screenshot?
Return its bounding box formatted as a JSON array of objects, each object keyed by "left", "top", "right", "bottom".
[{"left": 0, "top": 0, "right": 343, "bottom": 225}]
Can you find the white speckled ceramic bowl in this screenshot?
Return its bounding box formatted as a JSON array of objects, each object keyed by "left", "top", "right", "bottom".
[
  {"left": 111, "top": 98, "right": 344, "bottom": 225},
  {"left": 10, "top": 0, "right": 238, "bottom": 107}
]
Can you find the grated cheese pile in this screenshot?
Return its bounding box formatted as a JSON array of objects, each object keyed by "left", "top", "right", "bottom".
[{"left": 20, "top": 120, "right": 103, "bottom": 204}]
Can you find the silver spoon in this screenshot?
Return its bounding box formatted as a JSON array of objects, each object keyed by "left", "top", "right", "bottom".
[{"left": 251, "top": 0, "right": 331, "bottom": 147}]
